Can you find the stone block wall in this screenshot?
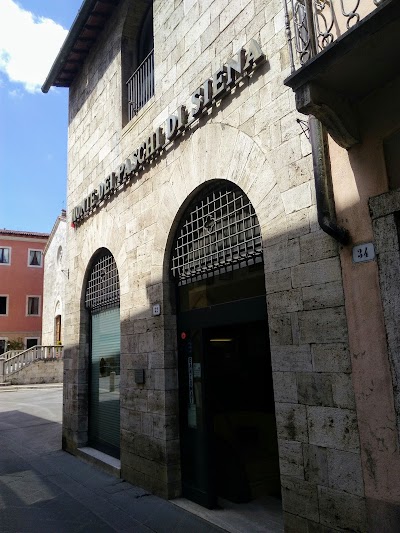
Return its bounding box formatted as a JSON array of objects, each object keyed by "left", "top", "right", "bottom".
[
  {"left": 7, "top": 359, "right": 63, "bottom": 385},
  {"left": 42, "top": 218, "right": 66, "bottom": 346},
  {"left": 62, "top": 0, "right": 366, "bottom": 527},
  {"left": 370, "top": 191, "right": 400, "bottom": 435},
  {"left": 267, "top": 231, "right": 366, "bottom": 530}
]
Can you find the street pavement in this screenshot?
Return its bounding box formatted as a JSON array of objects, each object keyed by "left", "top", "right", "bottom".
[{"left": 0, "top": 385, "right": 223, "bottom": 533}]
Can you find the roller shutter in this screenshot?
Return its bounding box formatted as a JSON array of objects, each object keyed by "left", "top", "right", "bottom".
[
  {"left": 89, "top": 307, "right": 120, "bottom": 457},
  {"left": 85, "top": 251, "right": 121, "bottom": 458}
]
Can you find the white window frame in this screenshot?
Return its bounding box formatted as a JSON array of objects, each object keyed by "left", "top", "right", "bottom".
[
  {"left": 0, "top": 247, "right": 11, "bottom": 266},
  {"left": 26, "top": 295, "right": 41, "bottom": 316},
  {"left": 27, "top": 249, "right": 43, "bottom": 268},
  {"left": 0, "top": 295, "right": 9, "bottom": 316},
  {"left": 0, "top": 337, "right": 8, "bottom": 355},
  {"left": 25, "top": 337, "right": 39, "bottom": 349}
]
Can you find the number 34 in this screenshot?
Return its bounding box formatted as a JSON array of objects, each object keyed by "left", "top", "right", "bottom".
[{"left": 357, "top": 247, "right": 369, "bottom": 259}]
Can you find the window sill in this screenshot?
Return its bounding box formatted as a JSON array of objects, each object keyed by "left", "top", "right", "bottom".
[{"left": 122, "top": 96, "right": 156, "bottom": 139}]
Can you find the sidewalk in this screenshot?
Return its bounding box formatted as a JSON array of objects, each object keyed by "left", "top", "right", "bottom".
[{"left": 0, "top": 386, "right": 223, "bottom": 533}]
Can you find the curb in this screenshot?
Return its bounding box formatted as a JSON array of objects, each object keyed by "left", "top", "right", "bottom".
[{"left": 0, "top": 383, "right": 63, "bottom": 392}]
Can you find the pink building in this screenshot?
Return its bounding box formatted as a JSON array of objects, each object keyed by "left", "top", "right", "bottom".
[{"left": 0, "top": 230, "right": 49, "bottom": 354}]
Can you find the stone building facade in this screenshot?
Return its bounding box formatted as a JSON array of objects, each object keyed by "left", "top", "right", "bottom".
[
  {"left": 284, "top": 1, "right": 400, "bottom": 530},
  {"left": 42, "top": 210, "right": 67, "bottom": 346},
  {"left": 43, "top": 0, "right": 400, "bottom": 530}
]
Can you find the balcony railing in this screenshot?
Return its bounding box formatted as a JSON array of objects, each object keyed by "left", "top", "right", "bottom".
[
  {"left": 126, "top": 49, "right": 154, "bottom": 122},
  {"left": 0, "top": 345, "right": 63, "bottom": 383},
  {"left": 284, "top": 0, "right": 388, "bottom": 72}
]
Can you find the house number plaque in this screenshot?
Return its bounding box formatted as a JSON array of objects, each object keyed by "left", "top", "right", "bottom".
[{"left": 352, "top": 243, "right": 375, "bottom": 264}]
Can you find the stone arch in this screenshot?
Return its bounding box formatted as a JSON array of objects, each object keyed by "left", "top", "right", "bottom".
[
  {"left": 75, "top": 214, "right": 127, "bottom": 312},
  {"left": 65, "top": 244, "right": 122, "bottom": 452},
  {"left": 154, "top": 123, "right": 286, "bottom": 279},
  {"left": 80, "top": 247, "right": 120, "bottom": 309},
  {"left": 82, "top": 247, "right": 121, "bottom": 457},
  {"left": 150, "top": 125, "right": 289, "bottom": 376},
  {"left": 54, "top": 300, "right": 61, "bottom": 316},
  {"left": 155, "top": 126, "right": 287, "bottom": 499}
]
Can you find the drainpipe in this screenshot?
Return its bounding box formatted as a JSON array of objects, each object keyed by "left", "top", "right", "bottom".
[{"left": 309, "top": 115, "right": 350, "bottom": 245}]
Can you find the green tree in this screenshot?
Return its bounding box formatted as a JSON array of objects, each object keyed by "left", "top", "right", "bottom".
[{"left": 7, "top": 338, "right": 24, "bottom": 350}]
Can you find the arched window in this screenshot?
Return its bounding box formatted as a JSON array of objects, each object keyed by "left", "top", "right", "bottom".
[
  {"left": 86, "top": 251, "right": 120, "bottom": 311},
  {"left": 55, "top": 315, "right": 62, "bottom": 344},
  {"left": 122, "top": 2, "right": 154, "bottom": 125},
  {"left": 138, "top": 5, "right": 154, "bottom": 65},
  {"left": 85, "top": 250, "right": 121, "bottom": 458},
  {"left": 171, "top": 182, "right": 280, "bottom": 508},
  {"left": 171, "top": 182, "right": 263, "bottom": 285}
]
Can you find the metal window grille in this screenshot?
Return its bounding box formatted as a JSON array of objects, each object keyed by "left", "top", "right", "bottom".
[
  {"left": 85, "top": 252, "right": 120, "bottom": 311},
  {"left": 171, "top": 183, "right": 263, "bottom": 286}
]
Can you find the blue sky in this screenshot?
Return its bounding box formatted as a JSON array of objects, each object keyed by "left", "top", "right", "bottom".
[{"left": 0, "top": 0, "right": 83, "bottom": 233}]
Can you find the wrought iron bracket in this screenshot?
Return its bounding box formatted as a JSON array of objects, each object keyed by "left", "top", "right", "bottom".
[{"left": 297, "top": 119, "right": 310, "bottom": 141}]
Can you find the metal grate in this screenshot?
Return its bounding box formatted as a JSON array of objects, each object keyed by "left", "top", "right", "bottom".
[
  {"left": 126, "top": 49, "right": 154, "bottom": 121},
  {"left": 171, "top": 183, "right": 263, "bottom": 286},
  {"left": 85, "top": 252, "right": 120, "bottom": 311}
]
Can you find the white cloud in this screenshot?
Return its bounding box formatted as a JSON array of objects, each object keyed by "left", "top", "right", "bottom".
[
  {"left": 0, "top": 0, "right": 68, "bottom": 93},
  {"left": 8, "top": 88, "right": 23, "bottom": 98}
]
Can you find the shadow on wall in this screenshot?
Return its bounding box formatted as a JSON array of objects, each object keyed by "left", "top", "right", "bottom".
[{"left": 68, "top": 0, "right": 153, "bottom": 125}]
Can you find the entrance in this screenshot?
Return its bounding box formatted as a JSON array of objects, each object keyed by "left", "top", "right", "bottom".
[
  {"left": 171, "top": 182, "right": 280, "bottom": 510},
  {"left": 177, "top": 269, "right": 280, "bottom": 509},
  {"left": 85, "top": 250, "right": 121, "bottom": 458}
]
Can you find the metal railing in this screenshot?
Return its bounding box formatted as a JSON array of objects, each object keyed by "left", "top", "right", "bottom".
[
  {"left": 284, "top": 0, "right": 388, "bottom": 72},
  {"left": 126, "top": 49, "right": 154, "bottom": 121},
  {"left": 0, "top": 345, "right": 63, "bottom": 383}
]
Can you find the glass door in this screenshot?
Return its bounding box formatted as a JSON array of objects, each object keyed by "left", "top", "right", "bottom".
[
  {"left": 178, "top": 294, "right": 269, "bottom": 508},
  {"left": 178, "top": 321, "right": 216, "bottom": 508},
  {"left": 89, "top": 307, "right": 121, "bottom": 458}
]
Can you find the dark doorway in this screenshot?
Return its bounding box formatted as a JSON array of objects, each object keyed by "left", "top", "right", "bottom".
[
  {"left": 55, "top": 315, "right": 61, "bottom": 344},
  {"left": 171, "top": 182, "right": 281, "bottom": 509},
  {"left": 177, "top": 268, "right": 280, "bottom": 509},
  {"left": 206, "top": 321, "right": 280, "bottom": 504},
  {"left": 26, "top": 338, "right": 39, "bottom": 349}
]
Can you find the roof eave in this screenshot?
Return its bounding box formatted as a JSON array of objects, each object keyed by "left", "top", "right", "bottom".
[{"left": 41, "top": 0, "right": 100, "bottom": 93}]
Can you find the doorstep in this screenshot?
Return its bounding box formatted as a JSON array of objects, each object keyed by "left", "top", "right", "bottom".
[{"left": 76, "top": 447, "right": 121, "bottom": 478}]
